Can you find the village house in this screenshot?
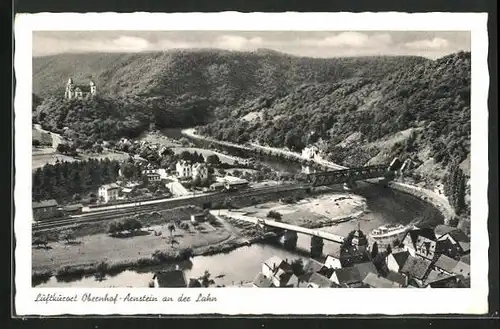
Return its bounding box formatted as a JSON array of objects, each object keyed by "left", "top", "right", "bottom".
[
  {"left": 329, "top": 266, "right": 362, "bottom": 287},
  {"left": 433, "top": 254, "right": 459, "bottom": 275},
  {"left": 362, "top": 272, "right": 401, "bottom": 288},
  {"left": 305, "top": 272, "right": 335, "bottom": 288},
  {"left": 176, "top": 160, "right": 193, "bottom": 179},
  {"left": 386, "top": 250, "right": 410, "bottom": 273},
  {"left": 63, "top": 203, "right": 84, "bottom": 215},
  {"left": 422, "top": 270, "right": 458, "bottom": 288},
  {"left": 190, "top": 213, "right": 206, "bottom": 223},
  {"left": 224, "top": 179, "right": 250, "bottom": 191},
  {"left": 32, "top": 199, "right": 60, "bottom": 221},
  {"left": 400, "top": 255, "right": 433, "bottom": 288},
  {"left": 152, "top": 270, "right": 187, "bottom": 288},
  {"left": 450, "top": 260, "right": 470, "bottom": 279},
  {"left": 435, "top": 226, "right": 470, "bottom": 259},
  {"left": 64, "top": 78, "right": 97, "bottom": 100},
  {"left": 98, "top": 183, "right": 120, "bottom": 203},
  {"left": 302, "top": 258, "right": 330, "bottom": 276},
  {"left": 261, "top": 256, "right": 299, "bottom": 287},
  {"left": 324, "top": 254, "right": 343, "bottom": 271},
  {"left": 401, "top": 228, "right": 437, "bottom": 260},
  {"left": 353, "top": 262, "right": 379, "bottom": 281},
  {"left": 192, "top": 163, "right": 209, "bottom": 180}
]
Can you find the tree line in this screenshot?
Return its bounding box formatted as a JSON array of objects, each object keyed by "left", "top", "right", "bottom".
[{"left": 32, "top": 158, "right": 120, "bottom": 202}]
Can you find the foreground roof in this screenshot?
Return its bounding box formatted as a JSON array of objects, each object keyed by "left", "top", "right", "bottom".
[
  {"left": 153, "top": 270, "right": 187, "bottom": 287},
  {"left": 400, "top": 256, "right": 432, "bottom": 280}
]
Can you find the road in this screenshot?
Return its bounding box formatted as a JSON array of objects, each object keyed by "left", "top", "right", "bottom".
[{"left": 213, "top": 210, "right": 345, "bottom": 244}]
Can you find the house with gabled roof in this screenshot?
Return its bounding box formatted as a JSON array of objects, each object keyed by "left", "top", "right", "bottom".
[
  {"left": 305, "top": 272, "right": 335, "bottom": 288},
  {"left": 436, "top": 228, "right": 470, "bottom": 258},
  {"left": 400, "top": 255, "right": 433, "bottom": 287},
  {"left": 433, "top": 254, "right": 459, "bottom": 275},
  {"left": 261, "top": 256, "right": 298, "bottom": 287},
  {"left": 330, "top": 266, "right": 362, "bottom": 287},
  {"left": 451, "top": 261, "right": 470, "bottom": 278},
  {"left": 386, "top": 250, "right": 410, "bottom": 273},
  {"left": 353, "top": 262, "right": 379, "bottom": 281},
  {"left": 401, "top": 227, "right": 437, "bottom": 260},
  {"left": 362, "top": 272, "right": 400, "bottom": 288},
  {"left": 422, "top": 270, "right": 457, "bottom": 288},
  {"left": 32, "top": 199, "right": 60, "bottom": 220}
]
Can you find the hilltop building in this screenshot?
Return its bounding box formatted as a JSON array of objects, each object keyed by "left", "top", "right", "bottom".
[{"left": 64, "top": 78, "right": 97, "bottom": 100}]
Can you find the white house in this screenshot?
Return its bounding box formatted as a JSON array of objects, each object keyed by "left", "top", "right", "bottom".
[
  {"left": 98, "top": 183, "right": 120, "bottom": 203},
  {"left": 302, "top": 146, "right": 319, "bottom": 160},
  {"left": 176, "top": 160, "right": 192, "bottom": 178},
  {"left": 192, "top": 163, "right": 209, "bottom": 180},
  {"left": 324, "top": 254, "right": 343, "bottom": 270}
]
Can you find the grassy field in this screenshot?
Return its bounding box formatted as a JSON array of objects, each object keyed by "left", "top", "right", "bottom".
[
  {"left": 32, "top": 149, "right": 131, "bottom": 171},
  {"left": 32, "top": 206, "right": 243, "bottom": 272}
]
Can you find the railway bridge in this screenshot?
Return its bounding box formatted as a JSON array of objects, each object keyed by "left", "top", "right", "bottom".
[{"left": 305, "top": 158, "right": 403, "bottom": 187}]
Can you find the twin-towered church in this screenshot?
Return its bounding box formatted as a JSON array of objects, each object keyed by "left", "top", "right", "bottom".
[{"left": 64, "top": 78, "right": 97, "bottom": 100}]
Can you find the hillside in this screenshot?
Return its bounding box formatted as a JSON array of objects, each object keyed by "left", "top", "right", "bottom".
[
  {"left": 197, "top": 51, "right": 471, "bottom": 184},
  {"left": 33, "top": 50, "right": 429, "bottom": 120}
]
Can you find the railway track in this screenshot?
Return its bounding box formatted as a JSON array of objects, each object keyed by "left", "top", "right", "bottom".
[{"left": 32, "top": 183, "right": 309, "bottom": 231}]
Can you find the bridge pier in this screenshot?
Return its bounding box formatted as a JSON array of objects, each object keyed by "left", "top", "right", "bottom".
[
  {"left": 279, "top": 230, "right": 298, "bottom": 250},
  {"left": 310, "top": 236, "right": 324, "bottom": 258}
]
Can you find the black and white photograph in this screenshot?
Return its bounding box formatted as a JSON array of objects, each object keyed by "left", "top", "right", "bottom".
[{"left": 14, "top": 12, "right": 489, "bottom": 315}]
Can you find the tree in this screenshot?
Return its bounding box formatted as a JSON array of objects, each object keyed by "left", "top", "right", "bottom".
[
  {"left": 206, "top": 154, "right": 221, "bottom": 165},
  {"left": 108, "top": 221, "right": 123, "bottom": 236},
  {"left": 267, "top": 210, "right": 282, "bottom": 221},
  {"left": 188, "top": 278, "right": 202, "bottom": 287},
  {"left": 192, "top": 176, "right": 202, "bottom": 188},
  {"left": 167, "top": 223, "right": 176, "bottom": 240},
  {"left": 123, "top": 217, "right": 142, "bottom": 233},
  {"left": 370, "top": 242, "right": 379, "bottom": 260},
  {"left": 56, "top": 143, "right": 69, "bottom": 154},
  {"left": 291, "top": 258, "right": 305, "bottom": 277},
  {"left": 32, "top": 139, "right": 41, "bottom": 147},
  {"left": 199, "top": 270, "right": 216, "bottom": 287}
]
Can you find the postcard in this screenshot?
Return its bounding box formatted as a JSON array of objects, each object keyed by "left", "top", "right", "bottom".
[{"left": 14, "top": 12, "right": 489, "bottom": 315}]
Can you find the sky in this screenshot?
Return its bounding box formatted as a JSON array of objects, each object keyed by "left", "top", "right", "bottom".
[{"left": 32, "top": 31, "right": 471, "bottom": 59}]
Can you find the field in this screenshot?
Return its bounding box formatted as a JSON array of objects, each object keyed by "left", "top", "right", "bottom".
[
  {"left": 32, "top": 148, "right": 131, "bottom": 171},
  {"left": 32, "top": 206, "right": 244, "bottom": 272}
]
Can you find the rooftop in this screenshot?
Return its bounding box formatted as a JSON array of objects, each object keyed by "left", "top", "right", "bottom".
[
  {"left": 307, "top": 272, "right": 333, "bottom": 288},
  {"left": 400, "top": 256, "right": 432, "bottom": 280},
  {"left": 332, "top": 266, "right": 361, "bottom": 285},
  {"left": 386, "top": 271, "right": 407, "bottom": 287},
  {"left": 100, "top": 183, "right": 120, "bottom": 190},
  {"left": 390, "top": 250, "right": 410, "bottom": 268},
  {"left": 362, "top": 272, "right": 400, "bottom": 288},
  {"left": 353, "top": 262, "right": 379, "bottom": 281},
  {"left": 434, "top": 254, "right": 459, "bottom": 273},
  {"left": 423, "top": 270, "right": 455, "bottom": 287},
  {"left": 32, "top": 199, "right": 58, "bottom": 209},
  {"left": 302, "top": 258, "right": 327, "bottom": 275},
  {"left": 451, "top": 261, "right": 470, "bottom": 277},
  {"left": 153, "top": 270, "right": 187, "bottom": 287}
]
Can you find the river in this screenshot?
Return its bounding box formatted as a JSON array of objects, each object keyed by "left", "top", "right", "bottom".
[{"left": 35, "top": 128, "right": 443, "bottom": 288}]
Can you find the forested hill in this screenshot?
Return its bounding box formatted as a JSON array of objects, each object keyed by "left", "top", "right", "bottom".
[
  {"left": 33, "top": 49, "right": 428, "bottom": 111},
  {"left": 198, "top": 51, "right": 471, "bottom": 183}
]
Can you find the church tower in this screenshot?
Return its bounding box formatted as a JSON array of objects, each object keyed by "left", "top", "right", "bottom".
[{"left": 65, "top": 78, "right": 74, "bottom": 99}]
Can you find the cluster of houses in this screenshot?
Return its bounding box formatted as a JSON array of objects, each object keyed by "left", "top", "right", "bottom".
[{"left": 250, "top": 224, "right": 470, "bottom": 288}]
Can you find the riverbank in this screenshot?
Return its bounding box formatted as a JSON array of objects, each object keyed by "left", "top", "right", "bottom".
[
  {"left": 182, "top": 128, "right": 453, "bottom": 224},
  {"left": 388, "top": 181, "right": 455, "bottom": 224}
]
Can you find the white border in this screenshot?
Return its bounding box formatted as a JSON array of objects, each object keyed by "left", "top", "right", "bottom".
[{"left": 14, "top": 12, "right": 489, "bottom": 315}]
